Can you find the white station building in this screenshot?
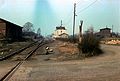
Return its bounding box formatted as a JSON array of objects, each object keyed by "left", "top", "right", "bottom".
[{"left": 52, "top": 21, "right": 69, "bottom": 38}]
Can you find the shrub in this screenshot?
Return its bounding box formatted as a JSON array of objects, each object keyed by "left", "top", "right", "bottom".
[
  {"left": 55, "top": 36, "right": 79, "bottom": 43},
  {"left": 55, "top": 38, "right": 69, "bottom": 42},
  {"left": 66, "top": 35, "right": 79, "bottom": 43},
  {"left": 78, "top": 33, "right": 103, "bottom": 57}
]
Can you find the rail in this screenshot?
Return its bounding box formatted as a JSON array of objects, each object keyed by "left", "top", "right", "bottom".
[
  {"left": 0, "top": 39, "right": 46, "bottom": 81},
  {"left": 0, "top": 40, "right": 39, "bottom": 61}
]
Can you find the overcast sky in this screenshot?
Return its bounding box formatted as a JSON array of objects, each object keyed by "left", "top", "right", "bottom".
[{"left": 0, "top": 0, "right": 120, "bottom": 35}]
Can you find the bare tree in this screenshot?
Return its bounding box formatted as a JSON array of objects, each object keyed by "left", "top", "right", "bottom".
[
  {"left": 23, "top": 22, "right": 34, "bottom": 32},
  {"left": 37, "top": 28, "right": 41, "bottom": 37},
  {"left": 22, "top": 22, "right": 36, "bottom": 37},
  {"left": 85, "top": 26, "right": 94, "bottom": 34}
]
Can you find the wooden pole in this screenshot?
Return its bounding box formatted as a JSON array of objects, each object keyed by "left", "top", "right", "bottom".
[
  {"left": 79, "top": 20, "right": 83, "bottom": 44},
  {"left": 73, "top": 3, "right": 76, "bottom": 42}
]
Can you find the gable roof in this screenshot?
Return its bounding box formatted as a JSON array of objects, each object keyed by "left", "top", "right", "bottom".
[
  {"left": 100, "top": 27, "right": 111, "bottom": 30},
  {"left": 56, "top": 26, "right": 66, "bottom": 30},
  {"left": 0, "top": 18, "right": 22, "bottom": 28}
]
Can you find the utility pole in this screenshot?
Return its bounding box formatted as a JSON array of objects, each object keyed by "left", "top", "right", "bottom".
[
  {"left": 61, "top": 20, "right": 63, "bottom": 27},
  {"left": 112, "top": 25, "right": 113, "bottom": 33},
  {"left": 79, "top": 20, "right": 83, "bottom": 44},
  {"left": 73, "top": 3, "right": 76, "bottom": 42},
  {"left": 112, "top": 25, "right": 113, "bottom": 37}
]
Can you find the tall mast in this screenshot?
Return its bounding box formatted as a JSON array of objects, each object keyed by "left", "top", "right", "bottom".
[{"left": 73, "top": 3, "right": 76, "bottom": 42}]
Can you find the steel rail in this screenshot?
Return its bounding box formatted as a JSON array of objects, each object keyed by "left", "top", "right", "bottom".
[
  {"left": 0, "top": 40, "right": 39, "bottom": 61},
  {"left": 0, "top": 39, "right": 45, "bottom": 81}
]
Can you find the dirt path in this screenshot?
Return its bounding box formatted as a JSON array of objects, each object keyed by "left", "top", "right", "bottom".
[{"left": 7, "top": 42, "right": 120, "bottom": 81}]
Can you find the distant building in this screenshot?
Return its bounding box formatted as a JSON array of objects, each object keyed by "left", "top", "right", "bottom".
[
  {"left": 0, "top": 18, "right": 22, "bottom": 40},
  {"left": 58, "top": 33, "right": 69, "bottom": 38},
  {"left": 95, "top": 27, "right": 111, "bottom": 38},
  {"left": 52, "top": 21, "right": 69, "bottom": 38}
]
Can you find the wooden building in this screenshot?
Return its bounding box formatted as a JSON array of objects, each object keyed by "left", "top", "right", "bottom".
[
  {"left": 95, "top": 27, "right": 111, "bottom": 38},
  {"left": 0, "top": 18, "right": 22, "bottom": 40},
  {"left": 100, "top": 28, "right": 111, "bottom": 37}
]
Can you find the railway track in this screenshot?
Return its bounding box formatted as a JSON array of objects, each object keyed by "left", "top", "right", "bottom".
[
  {"left": 0, "top": 40, "right": 39, "bottom": 61},
  {"left": 0, "top": 39, "right": 46, "bottom": 81}
]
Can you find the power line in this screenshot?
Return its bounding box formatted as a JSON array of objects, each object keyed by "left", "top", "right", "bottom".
[
  {"left": 77, "top": 0, "right": 98, "bottom": 14},
  {"left": 76, "top": 0, "right": 81, "bottom": 5},
  {"left": 63, "top": 14, "right": 72, "bottom": 26},
  {"left": 63, "top": 1, "right": 82, "bottom": 27},
  {"left": 63, "top": 7, "right": 73, "bottom": 25},
  {"left": 64, "top": 1, "right": 80, "bottom": 22},
  {"left": 63, "top": 0, "right": 98, "bottom": 26},
  {"left": 63, "top": 1, "right": 82, "bottom": 26},
  {"left": 64, "top": 15, "right": 72, "bottom": 25}
]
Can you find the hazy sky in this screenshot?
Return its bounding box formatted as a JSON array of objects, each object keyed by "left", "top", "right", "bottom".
[{"left": 0, "top": 0, "right": 120, "bottom": 35}]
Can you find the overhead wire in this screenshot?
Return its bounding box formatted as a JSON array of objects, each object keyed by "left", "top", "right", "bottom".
[
  {"left": 76, "top": 0, "right": 81, "bottom": 5},
  {"left": 63, "top": 0, "right": 81, "bottom": 26},
  {"left": 63, "top": 0, "right": 98, "bottom": 28},
  {"left": 63, "top": 7, "right": 73, "bottom": 25},
  {"left": 77, "top": 0, "right": 98, "bottom": 14}
]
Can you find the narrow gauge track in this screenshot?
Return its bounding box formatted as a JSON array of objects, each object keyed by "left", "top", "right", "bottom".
[
  {"left": 0, "top": 40, "right": 39, "bottom": 61},
  {"left": 0, "top": 39, "right": 46, "bottom": 81}
]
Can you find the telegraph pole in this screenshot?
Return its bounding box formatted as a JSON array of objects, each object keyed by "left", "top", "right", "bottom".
[
  {"left": 112, "top": 25, "right": 113, "bottom": 37},
  {"left": 73, "top": 3, "right": 76, "bottom": 42},
  {"left": 112, "top": 25, "right": 113, "bottom": 33},
  {"left": 61, "top": 20, "right": 63, "bottom": 27}
]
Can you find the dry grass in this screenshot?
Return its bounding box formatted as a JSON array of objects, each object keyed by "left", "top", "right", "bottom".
[
  {"left": 58, "top": 43, "right": 78, "bottom": 55},
  {"left": 49, "top": 42, "right": 79, "bottom": 61}
]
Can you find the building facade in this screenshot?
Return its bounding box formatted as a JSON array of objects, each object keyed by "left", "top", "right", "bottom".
[
  {"left": 95, "top": 27, "right": 111, "bottom": 38},
  {"left": 0, "top": 18, "right": 22, "bottom": 40},
  {"left": 52, "top": 26, "right": 69, "bottom": 38},
  {"left": 100, "top": 28, "right": 111, "bottom": 37}
]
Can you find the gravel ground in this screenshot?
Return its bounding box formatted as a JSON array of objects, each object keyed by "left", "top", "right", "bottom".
[
  {"left": 0, "top": 41, "right": 33, "bottom": 57},
  {"left": 1, "top": 41, "right": 120, "bottom": 81},
  {"left": 0, "top": 61, "right": 18, "bottom": 79}
]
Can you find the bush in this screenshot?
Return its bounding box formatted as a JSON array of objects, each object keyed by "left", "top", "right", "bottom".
[
  {"left": 78, "top": 33, "right": 103, "bottom": 57},
  {"left": 55, "top": 37, "right": 79, "bottom": 43},
  {"left": 69, "top": 35, "right": 79, "bottom": 43},
  {"left": 55, "top": 38, "right": 69, "bottom": 42}
]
